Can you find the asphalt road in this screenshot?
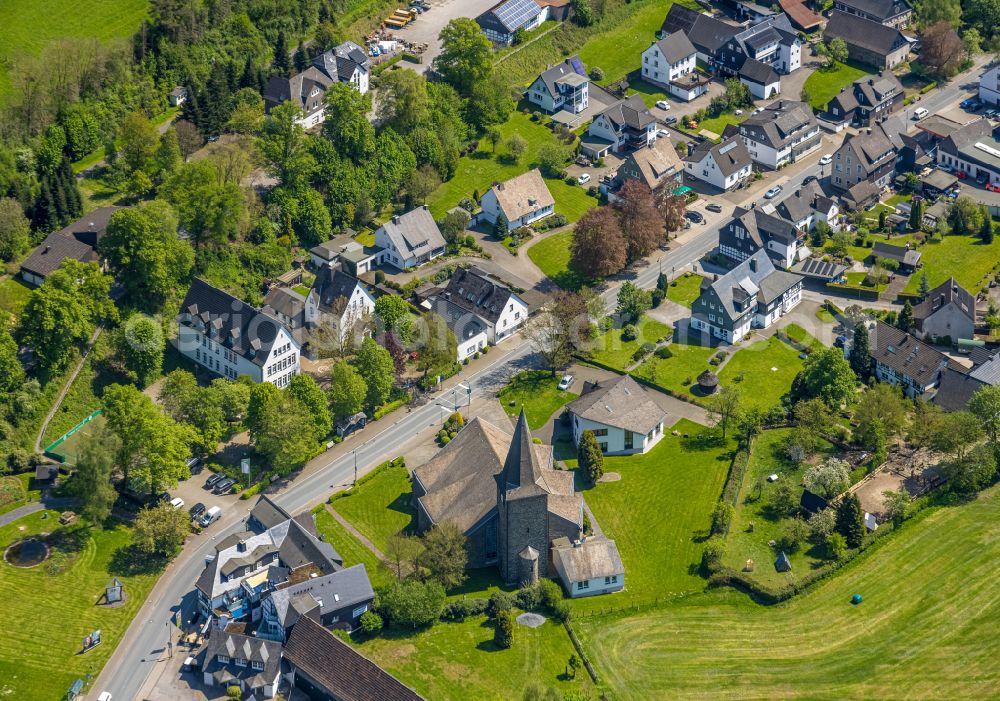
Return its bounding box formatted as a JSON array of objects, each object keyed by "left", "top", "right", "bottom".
[{"left": 100, "top": 59, "right": 996, "bottom": 701}]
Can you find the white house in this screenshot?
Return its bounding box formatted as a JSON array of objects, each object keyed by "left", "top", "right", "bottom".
[
  {"left": 307, "top": 266, "right": 376, "bottom": 342},
  {"left": 641, "top": 33, "right": 706, "bottom": 102},
  {"left": 772, "top": 180, "right": 841, "bottom": 232},
  {"left": 717, "top": 206, "right": 805, "bottom": 269},
  {"left": 201, "top": 629, "right": 282, "bottom": 700},
  {"left": 683, "top": 135, "right": 753, "bottom": 191},
  {"left": 584, "top": 94, "right": 657, "bottom": 158},
  {"left": 374, "top": 206, "right": 447, "bottom": 269},
  {"left": 527, "top": 56, "right": 590, "bottom": 114},
  {"left": 690, "top": 250, "right": 803, "bottom": 342},
  {"left": 440, "top": 266, "right": 528, "bottom": 343},
  {"left": 177, "top": 278, "right": 301, "bottom": 386},
  {"left": 936, "top": 118, "right": 1000, "bottom": 187},
  {"left": 980, "top": 65, "right": 1000, "bottom": 106},
  {"left": 479, "top": 169, "right": 555, "bottom": 229},
  {"left": 551, "top": 535, "right": 625, "bottom": 598},
  {"left": 737, "top": 99, "right": 821, "bottom": 169},
  {"left": 565, "top": 374, "right": 667, "bottom": 455},
  {"left": 431, "top": 298, "right": 489, "bottom": 360}
]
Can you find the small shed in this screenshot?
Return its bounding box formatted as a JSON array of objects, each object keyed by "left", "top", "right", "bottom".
[
  {"left": 864, "top": 512, "right": 879, "bottom": 532},
  {"left": 697, "top": 370, "right": 719, "bottom": 395},
  {"left": 335, "top": 412, "right": 367, "bottom": 438},
  {"left": 775, "top": 551, "right": 792, "bottom": 572},
  {"left": 168, "top": 86, "right": 188, "bottom": 106},
  {"left": 35, "top": 463, "right": 58, "bottom": 482},
  {"left": 799, "top": 489, "right": 828, "bottom": 514}
]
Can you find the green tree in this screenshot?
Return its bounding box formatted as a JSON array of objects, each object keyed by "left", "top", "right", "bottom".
[
  {"left": 504, "top": 134, "right": 528, "bottom": 163},
  {"left": 930, "top": 410, "right": 983, "bottom": 460},
  {"left": 257, "top": 101, "right": 314, "bottom": 190},
  {"left": 968, "top": 384, "right": 1000, "bottom": 443},
  {"left": 909, "top": 198, "right": 924, "bottom": 232},
  {"left": 354, "top": 338, "right": 395, "bottom": 408},
  {"left": 981, "top": 207, "right": 994, "bottom": 243},
  {"left": 791, "top": 347, "right": 856, "bottom": 408},
  {"left": 133, "top": 502, "right": 190, "bottom": 556},
  {"left": 948, "top": 196, "right": 985, "bottom": 235},
  {"left": 828, "top": 37, "right": 849, "bottom": 64},
  {"left": 942, "top": 443, "right": 997, "bottom": 496},
  {"left": 226, "top": 88, "right": 266, "bottom": 135},
  {"left": 328, "top": 361, "right": 367, "bottom": 420},
  {"left": 0, "top": 197, "right": 31, "bottom": 262},
  {"left": 918, "top": 271, "right": 931, "bottom": 297},
  {"left": 918, "top": 0, "right": 962, "bottom": 26},
  {"left": 711, "top": 502, "right": 735, "bottom": 535},
  {"left": 359, "top": 611, "right": 383, "bottom": 634},
  {"left": 706, "top": 386, "right": 742, "bottom": 440},
  {"left": 384, "top": 533, "right": 425, "bottom": 581},
  {"left": 375, "top": 295, "right": 413, "bottom": 342},
  {"left": 578, "top": 429, "right": 605, "bottom": 484},
  {"left": 71, "top": 427, "right": 119, "bottom": 525},
  {"left": 377, "top": 579, "right": 446, "bottom": 627},
  {"left": 882, "top": 489, "right": 911, "bottom": 526},
  {"left": 898, "top": 300, "right": 915, "bottom": 332},
  {"left": 251, "top": 390, "right": 322, "bottom": 473},
  {"left": 537, "top": 143, "right": 570, "bottom": 178},
  {"left": 835, "top": 493, "right": 865, "bottom": 548},
  {"left": 100, "top": 201, "right": 194, "bottom": 308},
  {"left": 115, "top": 314, "right": 165, "bottom": 387},
  {"left": 416, "top": 313, "right": 458, "bottom": 378},
  {"left": 418, "top": 520, "right": 469, "bottom": 589},
  {"left": 323, "top": 83, "right": 376, "bottom": 163},
  {"left": 378, "top": 70, "right": 430, "bottom": 134},
  {"left": 571, "top": 0, "right": 595, "bottom": 25},
  {"left": 0, "top": 325, "right": 25, "bottom": 396},
  {"left": 849, "top": 321, "right": 871, "bottom": 378},
  {"left": 273, "top": 30, "right": 290, "bottom": 75},
  {"left": 494, "top": 608, "right": 515, "bottom": 649},
  {"left": 287, "top": 374, "right": 332, "bottom": 439},
  {"left": 435, "top": 18, "right": 494, "bottom": 97},
  {"left": 162, "top": 161, "right": 246, "bottom": 249},
  {"left": 119, "top": 112, "right": 159, "bottom": 174},
  {"left": 616, "top": 281, "right": 652, "bottom": 322}
]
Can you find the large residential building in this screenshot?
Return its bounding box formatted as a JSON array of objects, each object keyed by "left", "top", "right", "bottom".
[
  {"left": 259, "top": 564, "right": 374, "bottom": 642},
  {"left": 660, "top": 5, "right": 737, "bottom": 65},
  {"left": 980, "top": 65, "right": 1000, "bottom": 106},
  {"left": 715, "top": 14, "right": 802, "bottom": 78},
  {"left": 615, "top": 138, "right": 684, "bottom": 192},
  {"left": 263, "top": 42, "right": 370, "bottom": 129},
  {"left": 718, "top": 206, "right": 804, "bottom": 268},
  {"left": 736, "top": 99, "right": 821, "bottom": 169},
  {"left": 308, "top": 266, "right": 376, "bottom": 343},
  {"left": 936, "top": 118, "right": 1000, "bottom": 186},
  {"left": 826, "top": 71, "right": 904, "bottom": 127},
  {"left": 411, "top": 411, "right": 615, "bottom": 594},
  {"left": 913, "top": 278, "right": 976, "bottom": 344},
  {"left": 683, "top": 135, "right": 753, "bottom": 191},
  {"left": 20, "top": 207, "right": 118, "bottom": 287},
  {"left": 374, "top": 206, "right": 447, "bottom": 270},
  {"left": 772, "top": 179, "right": 840, "bottom": 232},
  {"left": 832, "top": 0, "right": 912, "bottom": 28},
  {"left": 178, "top": 279, "right": 301, "bottom": 386},
  {"left": 867, "top": 320, "right": 957, "bottom": 396},
  {"left": 200, "top": 629, "right": 282, "bottom": 700},
  {"left": 641, "top": 33, "right": 706, "bottom": 102},
  {"left": 831, "top": 122, "right": 899, "bottom": 194},
  {"left": 480, "top": 169, "right": 556, "bottom": 228},
  {"left": 584, "top": 94, "right": 657, "bottom": 158},
  {"left": 823, "top": 11, "right": 909, "bottom": 70},
  {"left": 565, "top": 374, "right": 667, "bottom": 455},
  {"left": 690, "top": 250, "right": 803, "bottom": 342},
  {"left": 527, "top": 56, "right": 589, "bottom": 115},
  {"left": 476, "top": 0, "right": 546, "bottom": 46}
]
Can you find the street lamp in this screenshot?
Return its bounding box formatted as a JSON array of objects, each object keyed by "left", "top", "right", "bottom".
[{"left": 353, "top": 449, "right": 358, "bottom": 487}]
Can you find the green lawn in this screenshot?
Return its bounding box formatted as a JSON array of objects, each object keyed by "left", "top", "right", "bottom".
[
  {"left": 425, "top": 111, "right": 597, "bottom": 221},
  {"left": 802, "top": 61, "right": 870, "bottom": 111},
  {"left": 499, "top": 370, "right": 578, "bottom": 429},
  {"left": 578, "top": 1, "right": 686, "bottom": 85},
  {"left": 0, "top": 276, "right": 32, "bottom": 321},
  {"left": 0, "top": 0, "right": 149, "bottom": 101},
  {"left": 527, "top": 229, "right": 588, "bottom": 290},
  {"left": 903, "top": 233, "right": 1000, "bottom": 294},
  {"left": 0, "top": 511, "right": 158, "bottom": 700},
  {"left": 666, "top": 273, "right": 705, "bottom": 308},
  {"left": 717, "top": 336, "right": 808, "bottom": 411},
  {"left": 590, "top": 317, "right": 672, "bottom": 371},
  {"left": 636, "top": 339, "right": 716, "bottom": 396},
  {"left": 567, "top": 419, "right": 734, "bottom": 609},
  {"left": 682, "top": 112, "right": 748, "bottom": 140},
  {"left": 721, "top": 429, "right": 835, "bottom": 588},
  {"left": 331, "top": 461, "right": 415, "bottom": 552},
  {"left": 313, "top": 507, "right": 391, "bottom": 589},
  {"left": 355, "top": 615, "right": 592, "bottom": 700},
  {"left": 577, "top": 487, "right": 1000, "bottom": 699},
  {"left": 41, "top": 334, "right": 117, "bottom": 448}
]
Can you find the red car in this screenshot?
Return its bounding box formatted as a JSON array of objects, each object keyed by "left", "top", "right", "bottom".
[{"left": 957, "top": 170, "right": 967, "bottom": 179}]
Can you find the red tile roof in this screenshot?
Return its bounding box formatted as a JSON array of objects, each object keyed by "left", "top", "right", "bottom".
[{"left": 778, "top": 0, "right": 823, "bottom": 29}]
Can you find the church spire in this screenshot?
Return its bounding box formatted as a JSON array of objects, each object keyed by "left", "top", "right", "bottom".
[{"left": 502, "top": 409, "right": 544, "bottom": 491}]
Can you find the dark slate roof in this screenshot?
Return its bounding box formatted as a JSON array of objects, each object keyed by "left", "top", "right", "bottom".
[
  {"left": 284, "top": 617, "right": 425, "bottom": 701},
  {"left": 739, "top": 58, "right": 779, "bottom": 85},
  {"left": 824, "top": 11, "right": 907, "bottom": 56},
  {"left": 869, "top": 320, "right": 953, "bottom": 387},
  {"left": 263, "top": 287, "right": 306, "bottom": 326},
  {"left": 872, "top": 241, "right": 920, "bottom": 266},
  {"left": 534, "top": 56, "right": 588, "bottom": 99},
  {"left": 20, "top": 207, "right": 119, "bottom": 279},
  {"left": 248, "top": 495, "right": 292, "bottom": 533},
  {"left": 565, "top": 374, "right": 666, "bottom": 435},
  {"left": 500, "top": 410, "right": 551, "bottom": 499},
  {"left": 686, "top": 135, "right": 752, "bottom": 177},
  {"left": 661, "top": 4, "right": 701, "bottom": 34},
  {"left": 696, "top": 250, "right": 802, "bottom": 322},
  {"left": 598, "top": 93, "right": 655, "bottom": 131},
  {"left": 431, "top": 298, "right": 487, "bottom": 342},
  {"left": 268, "top": 564, "right": 374, "bottom": 629},
  {"left": 442, "top": 266, "right": 516, "bottom": 324},
  {"left": 835, "top": 0, "right": 912, "bottom": 21},
  {"left": 799, "top": 489, "right": 828, "bottom": 513},
  {"left": 933, "top": 368, "right": 985, "bottom": 412},
  {"left": 773, "top": 180, "right": 829, "bottom": 222},
  {"left": 655, "top": 32, "right": 697, "bottom": 64},
  {"left": 263, "top": 67, "right": 334, "bottom": 111},
  {"left": 740, "top": 100, "right": 816, "bottom": 149},
  {"left": 202, "top": 629, "right": 281, "bottom": 691},
  {"left": 686, "top": 14, "right": 740, "bottom": 56},
  {"left": 313, "top": 266, "right": 363, "bottom": 314},
  {"left": 843, "top": 179, "right": 881, "bottom": 207},
  {"left": 179, "top": 278, "right": 292, "bottom": 367},
  {"left": 278, "top": 518, "right": 343, "bottom": 572},
  {"left": 719, "top": 206, "right": 799, "bottom": 261},
  {"left": 312, "top": 41, "right": 371, "bottom": 81},
  {"left": 914, "top": 277, "right": 975, "bottom": 325},
  {"left": 854, "top": 72, "right": 904, "bottom": 109}
]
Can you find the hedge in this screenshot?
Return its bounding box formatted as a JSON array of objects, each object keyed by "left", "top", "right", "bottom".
[
  {"left": 720, "top": 448, "right": 750, "bottom": 509},
  {"left": 825, "top": 283, "right": 881, "bottom": 301},
  {"left": 330, "top": 456, "right": 405, "bottom": 502},
  {"left": 920, "top": 81, "right": 937, "bottom": 94},
  {"left": 564, "top": 621, "right": 600, "bottom": 683},
  {"left": 374, "top": 398, "right": 407, "bottom": 421}
]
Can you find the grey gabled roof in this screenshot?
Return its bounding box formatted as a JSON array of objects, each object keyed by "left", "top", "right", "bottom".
[
  {"left": 686, "top": 135, "right": 752, "bottom": 177},
  {"left": 565, "top": 374, "right": 666, "bottom": 435},
  {"left": 312, "top": 41, "right": 370, "bottom": 81},
  {"left": 933, "top": 368, "right": 985, "bottom": 412},
  {"left": 872, "top": 241, "right": 920, "bottom": 266},
  {"left": 377, "top": 207, "right": 446, "bottom": 259},
  {"left": 442, "top": 266, "right": 516, "bottom": 324},
  {"left": 661, "top": 3, "right": 701, "bottom": 34},
  {"left": 262, "top": 287, "right": 306, "bottom": 325},
  {"left": 836, "top": 0, "right": 912, "bottom": 21},
  {"left": 551, "top": 536, "right": 624, "bottom": 582},
  {"left": 534, "top": 56, "right": 587, "bottom": 99},
  {"left": 263, "top": 67, "right": 334, "bottom": 110},
  {"left": 313, "top": 266, "right": 365, "bottom": 313},
  {"left": 654, "top": 32, "right": 697, "bottom": 64},
  {"left": 913, "top": 277, "right": 975, "bottom": 325},
  {"left": 740, "top": 100, "right": 816, "bottom": 149},
  {"left": 685, "top": 14, "right": 740, "bottom": 55},
  {"left": 248, "top": 495, "right": 293, "bottom": 532},
  {"left": 268, "top": 564, "right": 374, "bottom": 629},
  {"left": 869, "top": 320, "right": 954, "bottom": 387},
  {"left": 824, "top": 11, "right": 907, "bottom": 56},
  {"left": 738, "top": 58, "right": 779, "bottom": 85},
  {"left": 179, "top": 278, "right": 293, "bottom": 367},
  {"left": 203, "top": 629, "right": 282, "bottom": 689},
  {"left": 598, "top": 93, "right": 656, "bottom": 131},
  {"left": 20, "top": 206, "right": 119, "bottom": 279}
]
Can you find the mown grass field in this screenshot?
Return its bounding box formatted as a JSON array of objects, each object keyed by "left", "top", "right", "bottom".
[
  {"left": 313, "top": 507, "right": 391, "bottom": 589},
  {"left": 499, "top": 370, "right": 578, "bottom": 429},
  {"left": 717, "top": 335, "right": 808, "bottom": 411},
  {"left": 565, "top": 419, "right": 734, "bottom": 609},
  {"left": 0, "top": 276, "right": 32, "bottom": 322},
  {"left": 589, "top": 317, "right": 672, "bottom": 371},
  {"left": 527, "top": 229, "right": 585, "bottom": 290},
  {"left": 666, "top": 272, "right": 705, "bottom": 308},
  {"left": 802, "top": 61, "right": 870, "bottom": 111},
  {"left": 903, "top": 233, "right": 1000, "bottom": 294},
  {"left": 330, "top": 461, "right": 415, "bottom": 552},
  {"left": 0, "top": 0, "right": 149, "bottom": 100},
  {"left": 0, "top": 511, "right": 157, "bottom": 700},
  {"left": 636, "top": 339, "right": 716, "bottom": 394},
  {"left": 577, "top": 487, "right": 1000, "bottom": 699}
]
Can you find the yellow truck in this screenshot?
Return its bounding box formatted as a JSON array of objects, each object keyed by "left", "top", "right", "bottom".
[{"left": 384, "top": 8, "right": 416, "bottom": 28}]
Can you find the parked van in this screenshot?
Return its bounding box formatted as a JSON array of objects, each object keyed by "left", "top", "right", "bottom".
[
  {"left": 199, "top": 506, "right": 222, "bottom": 527},
  {"left": 912, "top": 107, "right": 928, "bottom": 121}
]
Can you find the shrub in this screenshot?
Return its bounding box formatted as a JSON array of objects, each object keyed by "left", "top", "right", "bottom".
[
  {"left": 551, "top": 599, "right": 572, "bottom": 623},
  {"left": 227, "top": 686, "right": 242, "bottom": 700},
  {"left": 359, "top": 611, "right": 383, "bottom": 634},
  {"left": 441, "top": 597, "right": 488, "bottom": 621},
  {"left": 655, "top": 345, "right": 673, "bottom": 359},
  {"left": 377, "top": 580, "right": 446, "bottom": 628},
  {"left": 651, "top": 291, "right": 663, "bottom": 308},
  {"left": 487, "top": 589, "right": 514, "bottom": 618},
  {"left": 374, "top": 270, "right": 386, "bottom": 284},
  {"left": 538, "top": 578, "right": 563, "bottom": 610},
  {"left": 599, "top": 316, "right": 614, "bottom": 332},
  {"left": 565, "top": 175, "right": 577, "bottom": 186},
  {"left": 778, "top": 518, "right": 810, "bottom": 553},
  {"left": 494, "top": 610, "right": 514, "bottom": 648},
  {"left": 589, "top": 66, "right": 605, "bottom": 81},
  {"left": 621, "top": 324, "right": 637, "bottom": 341},
  {"left": 515, "top": 585, "right": 541, "bottom": 611},
  {"left": 701, "top": 537, "right": 726, "bottom": 574}
]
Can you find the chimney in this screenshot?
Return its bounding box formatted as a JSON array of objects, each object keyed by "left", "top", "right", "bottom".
[
  {"left": 749, "top": 257, "right": 757, "bottom": 272},
  {"left": 422, "top": 204, "right": 429, "bottom": 210},
  {"left": 43, "top": 245, "right": 51, "bottom": 253}
]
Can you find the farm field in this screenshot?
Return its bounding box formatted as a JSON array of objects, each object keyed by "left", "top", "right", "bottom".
[
  {"left": 0, "top": 511, "right": 158, "bottom": 700},
  {"left": 577, "top": 487, "right": 1000, "bottom": 700},
  {"left": 499, "top": 370, "right": 578, "bottom": 429},
  {"left": 903, "top": 233, "right": 1000, "bottom": 294},
  {"left": 330, "top": 460, "right": 415, "bottom": 552},
  {"left": 0, "top": 0, "right": 149, "bottom": 100},
  {"left": 565, "top": 419, "right": 734, "bottom": 609}
]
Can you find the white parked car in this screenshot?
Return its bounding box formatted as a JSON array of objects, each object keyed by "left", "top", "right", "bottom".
[
  {"left": 819, "top": 153, "right": 832, "bottom": 165},
  {"left": 558, "top": 374, "right": 575, "bottom": 390},
  {"left": 734, "top": 109, "right": 743, "bottom": 116},
  {"left": 169, "top": 497, "right": 185, "bottom": 509},
  {"left": 577, "top": 173, "right": 591, "bottom": 185},
  {"left": 912, "top": 106, "right": 929, "bottom": 120},
  {"left": 655, "top": 100, "right": 670, "bottom": 110},
  {"left": 657, "top": 129, "right": 671, "bottom": 139},
  {"left": 764, "top": 185, "right": 783, "bottom": 199},
  {"left": 97, "top": 693, "right": 113, "bottom": 701}
]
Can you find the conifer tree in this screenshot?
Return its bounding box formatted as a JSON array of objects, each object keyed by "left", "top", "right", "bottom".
[
  {"left": 273, "top": 31, "right": 290, "bottom": 76},
  {"left": 849, "top": 321, "right": 871, "bottom": 379},
  {"left": 578, "top": 429, "right": 605, "bottom": 484},
  {"left": 835, "top": 493, "right": 865, "bottom": 548}
]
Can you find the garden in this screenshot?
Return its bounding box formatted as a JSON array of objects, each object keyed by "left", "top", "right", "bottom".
[
  {"left": 801, "top": 60, "right": 869, "bottom": 111},
  {"left": 665, "top": 272, "right": 705, "bottom": 308},
  {"left": 527, "top": 229, "right": 586, "bottom": 290},
  {"left": 498, "top": 370, "right": 579, "bottom": 430},
  {"left": 902, "top": 232, "right": 1000, "bottom": 294},
  {"left": 588, "top": 316, "right": 672, "bottom": 371}
]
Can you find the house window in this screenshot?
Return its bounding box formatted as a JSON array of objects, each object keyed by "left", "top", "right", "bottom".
[
  {"left": 624, "top": 430, "right": 634, "bottom": 450},
  {"left": 251, "top": 660, "right": 264, "bottom": 671},
  {"left": 217, "top": 655, "right": 230, "bottom": 664},
  {"left": 598, "top": 442, "right": 608, "bottom": 453},
  {"left": 592, "top": 428, "right": 608, "bottom": 437},
  {"left": 605, "top": 575, "right": 618, "bottom": 585},
  {"left": 234, "top": 658, "right": 246, "bottom": 667},
  {"left": 577, "top": 580, "right": 590, "bottom": 590}
]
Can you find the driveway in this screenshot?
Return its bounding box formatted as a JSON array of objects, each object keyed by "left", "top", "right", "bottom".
[{"left": 396, "top": 0, "right": 501, "bottom": 72}]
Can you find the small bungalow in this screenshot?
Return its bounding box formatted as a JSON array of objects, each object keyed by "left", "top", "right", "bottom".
[
  {"left": 551, "top": 535, "right": 625, "bottom": 598},
  {"left": 565, "top": 374, "right": 668, "bottom": 455},
  {"left": 374, "top": 206, "right": 447, "bottom": 270},
  {"left": 479, "top": 169, "right": 556, "bottom": 229},
  {"left": 871, "top": 240, "right": 921, "bottom": 272}
]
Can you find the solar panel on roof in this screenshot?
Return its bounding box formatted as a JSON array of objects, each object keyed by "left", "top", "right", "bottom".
[
  {"left": 494, "top": 0, "right": 540, "bottom": 31},
  {"left": 569, "top": 56, "right": 586, "bottom": 76}
]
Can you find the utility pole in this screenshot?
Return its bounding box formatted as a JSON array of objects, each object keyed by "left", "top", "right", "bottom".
[{"left": 353, "top": 449, "right": 358, "bottom": 487}]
